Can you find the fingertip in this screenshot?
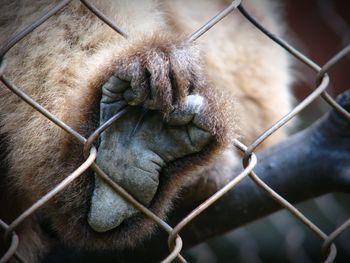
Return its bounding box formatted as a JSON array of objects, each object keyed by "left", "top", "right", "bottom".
[
  {"left": 166, "top": 94, "right": 206, "bottom": 126},
  {"left": 103, "top": 75, "right": 129, "bottom": 93},
  {"left": 187, "top": 124, "right": 212, "bottom": 151},
  {"left": 123, "top": 89, "right": 144, "bottom": 105}
]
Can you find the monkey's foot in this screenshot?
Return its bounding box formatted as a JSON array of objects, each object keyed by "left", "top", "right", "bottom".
[{"left": 88, "top": 76, "right": 213, "bottom": 232}]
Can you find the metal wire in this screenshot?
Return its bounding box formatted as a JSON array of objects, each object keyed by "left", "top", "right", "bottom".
[
  {"left": 0, "top": 0, "right": 73, "bottom": 60},
  {"left": 167, "top": 139, "right": 257, "bottom": 253},
  {"left": 0, "top": 221, "right": 19, "bottom": 263},
  {"left": 188, "top": 0, "right": 241, "bottom": 42},
  {"left": 3, "top": 148, "right": 97, "bottom": 240},
  {"left": 80, "top": 0, "right": 128, "bottom": 38},
  {"left": 322, "top": 218, "right": 350, "bottom": 260},
  {"left": 0, "top": 0, "right": 349, "bottom": 262}
]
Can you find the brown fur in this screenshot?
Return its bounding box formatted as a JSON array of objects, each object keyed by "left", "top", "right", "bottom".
[{"left": 0, "top": 0, "right": 293, "bottom": 262}]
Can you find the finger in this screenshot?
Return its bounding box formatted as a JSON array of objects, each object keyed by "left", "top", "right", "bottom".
[
  {"left": 115, "top": 58, "right": 148, "bottom": 106},
  {"left": 101, "top": 75, "right": 129, "bottom": 104},
  {"left": 169, "top": 48, "right": 191, "bottom": 104},
  {"left": 187, "top": 124, "right": 212, "bottom": 152},
  {"left": 192, "top": 111, "right": 211, "bottom": 132},
  {"left": 101, "top": 76, "right": 128, "bottom": 121},
  {"left": 144, "top": 50, "right": 173, "bottom": 114},
  {"left": 167, "top": 94, "right": 205, "bottom": 126}
]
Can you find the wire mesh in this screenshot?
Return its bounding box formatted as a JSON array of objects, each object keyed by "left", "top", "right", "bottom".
[{"left": 0, "top": 0, "right": 349, "bottom": 262}]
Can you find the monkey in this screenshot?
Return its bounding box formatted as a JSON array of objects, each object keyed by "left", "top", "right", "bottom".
[{"left": 0, "top": 0, "right": 293, "bottom": 262}]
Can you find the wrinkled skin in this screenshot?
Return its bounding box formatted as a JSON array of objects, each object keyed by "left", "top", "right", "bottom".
[
  {"left": 0, "top": 1, "right": 291, "bottom": 261},
  {"left": 88, "top": 42, "right": 215, "bottom": 232}
]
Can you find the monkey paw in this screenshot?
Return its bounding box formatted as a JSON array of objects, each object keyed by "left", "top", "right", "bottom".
[{"left": 88, "top": 43, "right": 215, "bottom": 232}]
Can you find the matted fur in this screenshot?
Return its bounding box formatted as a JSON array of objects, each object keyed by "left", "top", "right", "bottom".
[{"left": 0, "top": 0, "right": 293, "bottom": 262}]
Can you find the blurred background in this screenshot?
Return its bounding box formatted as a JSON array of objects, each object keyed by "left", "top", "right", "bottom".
[{"left": 186, "top": 0, "right": 350, "bottom": 262}]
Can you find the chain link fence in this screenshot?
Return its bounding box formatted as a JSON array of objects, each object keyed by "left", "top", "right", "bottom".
[{"left": 0, "top": 0, "right": 349, "bottom": 262}]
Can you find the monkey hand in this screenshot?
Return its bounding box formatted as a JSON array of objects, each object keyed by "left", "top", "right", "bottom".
[{"left": 88, "top": 38, "right": 226, "bottom": 233}]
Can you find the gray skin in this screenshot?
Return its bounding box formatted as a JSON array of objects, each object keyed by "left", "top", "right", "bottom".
[
  {"left": 44, "top": 91, "right": 350, "bottom": 262},
  {"left": 88, "top": 75, "right": 212, "bottom": 232}
]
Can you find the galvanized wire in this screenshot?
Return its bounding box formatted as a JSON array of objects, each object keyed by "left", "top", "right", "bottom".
[
  {"left": 167, "top": 139, "right": 257, "bottom": 254},
  {"left": 188, "top": 0, "right": 241, "bottom": 42},
  {"left": 0, "top": 1, "right": 349, "bottom": 263},
  {"left": 3, "top": 148, "right": 97, "bottom": 241},
  {"left": 0, "top": 220, "right": 18, "bottom": 263}
]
